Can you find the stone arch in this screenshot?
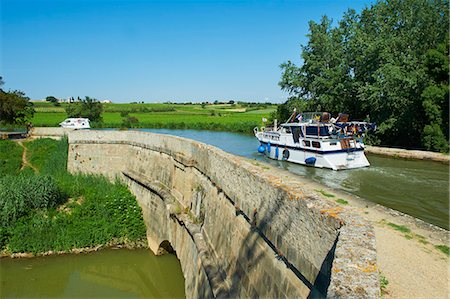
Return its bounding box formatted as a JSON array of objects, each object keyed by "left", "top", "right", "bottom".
[{"left": 157, "top": 240, "right": 176, "bottom": 256}]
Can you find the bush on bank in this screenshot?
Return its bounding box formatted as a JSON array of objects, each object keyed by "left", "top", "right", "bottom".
[
  {"left": 0, "top": 174, "right": 64, "bottom": 228},
  {"left": 0, "top": 140, "right": 23, "bottom": 176},
  {"left": 0, "top": 138, "right": 147, "bottom": 255}
]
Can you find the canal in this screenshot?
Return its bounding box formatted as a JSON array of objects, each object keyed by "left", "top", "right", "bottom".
[
  {"left": 138, "top": 129, "right": 449, "bottom": 230},
  {"left": 0, "top": 249, "right": 185, "bottom": 298}
]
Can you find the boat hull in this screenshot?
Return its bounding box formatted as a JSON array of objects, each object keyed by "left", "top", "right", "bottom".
[{"left": 258, "top": 140, "right": 370, "bottom": 170}]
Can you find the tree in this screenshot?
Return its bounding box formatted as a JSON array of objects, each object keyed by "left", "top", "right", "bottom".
[
  {"left": 65, "top": 96, "right": 103, "bottom": 122},
  {"left": 420, "top": 41, "right": 449, "bottom": 152},
  {"left": 46, "top": 96, "right": 60, "bottom": 107},
  {"left": 0, "top": 90, "right": 34, "bottom": 125},
  {"left": 278, "top": 0, "right": 449, "bottom": 151}
]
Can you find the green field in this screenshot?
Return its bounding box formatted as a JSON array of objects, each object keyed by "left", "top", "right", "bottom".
[{"left": 31, "top": 102, "right": 277, "bottom": 133}]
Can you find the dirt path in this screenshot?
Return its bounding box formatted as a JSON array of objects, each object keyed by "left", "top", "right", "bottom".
[
  {"left": 311, "top": 184, "right": 449, "bottom": 298},
  {"left": 17, "top": 141, "right": 38, "bottom": 173}
]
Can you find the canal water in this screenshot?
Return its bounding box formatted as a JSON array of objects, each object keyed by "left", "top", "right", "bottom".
[
  {"left": 138, "top": 129, "right": 449, "bottom": 230},
  {"left": 0, "top": 249, "right": 185, "bottom": 298}
]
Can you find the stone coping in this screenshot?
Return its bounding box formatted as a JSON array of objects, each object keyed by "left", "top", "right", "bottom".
[{"left": 365, "top": 145, "right": 449, "bottom": 164}]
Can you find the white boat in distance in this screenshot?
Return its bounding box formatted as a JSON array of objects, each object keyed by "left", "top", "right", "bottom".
[
  {"left": 254, "top": 111, "right": 375, "bottom": 170},
  {"left": 59, "top": 118, "right": 90, "bottom": 129}
]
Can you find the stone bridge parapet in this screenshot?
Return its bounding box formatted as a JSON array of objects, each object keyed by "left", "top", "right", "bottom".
[{"left": 66, "top": 130, "right": 379, "bottom": 298}]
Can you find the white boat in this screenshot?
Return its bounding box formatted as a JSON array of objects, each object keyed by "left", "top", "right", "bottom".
[
  {"left": 59, "top": 118, "right": 90, "bottom": 129},
  {"left": 254, "top": 111, "right": 375, "bottom": 170}
]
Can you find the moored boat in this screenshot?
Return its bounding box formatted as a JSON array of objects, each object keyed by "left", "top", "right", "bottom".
[{"left": 254, "top": 111, "right": 375, "bottom": 170}]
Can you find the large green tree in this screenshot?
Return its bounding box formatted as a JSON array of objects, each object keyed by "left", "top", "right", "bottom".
[
  {"left": 65, "top": 96, "right": 103, "bottom": 122},
  {"left": 278, "top": 0, "right": 449, "bottom": 151},
  {"left": 0, "top": 78, "right": 34, "bottom": 125}
]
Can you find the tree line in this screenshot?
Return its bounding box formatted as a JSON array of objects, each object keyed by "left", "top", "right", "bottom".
[{"left": 275, "top": 0, "right": 449, "bottom": 152}]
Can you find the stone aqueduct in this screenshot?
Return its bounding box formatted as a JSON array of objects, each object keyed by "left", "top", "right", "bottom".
[{"left": 34, "top": 128, "right": 379, "bottom": 298}]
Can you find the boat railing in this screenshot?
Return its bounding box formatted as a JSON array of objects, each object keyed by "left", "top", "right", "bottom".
[{"left": 254, "top": 126, "right": 276, "bottom": 134}]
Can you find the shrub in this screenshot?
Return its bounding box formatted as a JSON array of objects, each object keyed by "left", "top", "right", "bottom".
[
  {"left": 0, "top": 174, "right": 65, "bottom": 228},
  {"left": 121, "top": 116, "right": 139, "bottom": 128},
  {"left": 0, "top": 140, "right": 23, "bottom": 176},
  {"left": 65, "top": 96, "right": 103, "bottom": 122}
]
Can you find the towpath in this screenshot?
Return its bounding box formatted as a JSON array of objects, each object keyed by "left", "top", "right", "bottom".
[{"left": 311, "top": 183, "right": 449, "bottom": 298}]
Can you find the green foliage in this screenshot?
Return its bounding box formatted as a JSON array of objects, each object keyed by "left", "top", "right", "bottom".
[
  {"left": 30, "top": 102, "right": 276, "bottom": 133},
  {"left": 121, "top": 116, "right": 139, "bottom": 128},
  {"left": 434, "top": 244, "right": 450, "bottom": 256},
  {"left": 278, "top": 0, "right": 449, "bottom": 151},
  {"left": 1, "top": 138, "right": 147, "bottom": 254},
  {"left": 0, "top": 174, "right": 65, "bottom": 228},
  {"left": 6, "top": 175, "right": 146, "bottom": 254},
  {"left": 380, "top": 273, "right": 389, "bottom": 296},
  {"left": 0, "top": 89, "right": 35, "bottom": 125},
  {"left": 0, "top": 140, "right": 23, "bottom": 176},
  {"left": 316, "top": 189, "right": 335, "bottom": 198},
  {"left": 46, "top": 96, "right": 58, "bottom": 103},
  {"left": 387, "top": 222, "right": 411, "bottom": 234},
  {"left": 65, "top": 96, "right": 103, "bottom": 122},
  {"left": 336, "top": 198, "right": 348, "bottom": 205},
  {"left": 45, "top": 96, "right": 60, "bottom": 106}
]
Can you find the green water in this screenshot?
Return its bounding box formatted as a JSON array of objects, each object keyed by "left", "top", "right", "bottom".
[
  {"left": 281, "top": 154, "right": 449, "bottom": 229},
  {"left": 0, "top": 249, "right": 185, "bottom": 298}
]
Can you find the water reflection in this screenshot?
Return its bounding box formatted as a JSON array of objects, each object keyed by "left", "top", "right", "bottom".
[{"left": 0, "top": 249, "right": 185, "bottom": 298}]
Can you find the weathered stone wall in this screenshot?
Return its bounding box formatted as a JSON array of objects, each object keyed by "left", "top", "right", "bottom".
[
  {"left": 29, "top": 127, "right": 74, "bottom": 140},
  {"left": 67, "top": 130, "right": 379, "bottom": 298}
]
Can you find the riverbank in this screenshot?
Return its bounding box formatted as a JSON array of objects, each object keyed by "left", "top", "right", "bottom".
[
  {"left": 366, "top": 145, "right": 450, "bottom": 164},
  {"left": 0, "top": 138, "right": 147, "bottom": 257},
  {"left": 1, "top": 239, "right": 148, "bottom": 259},
  {"left": 277, "top": 162, "right": 450, "bottom": 298}
]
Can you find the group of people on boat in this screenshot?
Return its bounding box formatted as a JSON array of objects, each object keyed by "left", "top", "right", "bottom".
[{"left": 285, "top": 110, "right": 376, "bottom": 140}]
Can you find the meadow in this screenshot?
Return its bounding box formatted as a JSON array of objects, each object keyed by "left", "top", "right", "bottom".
[
  {"left": 31, "top": 102, "right": 277, "bottom": 133},
  {"left": 0, "top": 138, "right": 147, "bottom": 254}
]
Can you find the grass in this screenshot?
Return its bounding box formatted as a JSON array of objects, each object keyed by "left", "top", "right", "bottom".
[
  {"left": 380, "top": 273, "right": 389, "bottom": 296},
  {"left": 383, "top": 221, "right": 435, "bottom": 246},
  {"left": 30, "top": 102, "right": 276, "bottom": 133},
  {"left": 387, "top": 222, "right": 411, "bottom": 234},
  {"left": 316, "top": 189, "right": 336, "bottom": 198},
  {"left": 336, "top": 198, "right": 348, "bottom": 205},
  {"left": 434, "top": 244, "right": 450, "bottom": 256},
  {"left": 0, "top": 140, "right": 23, "bottom": 176},
  {"left": 0, "top": 138, "right": 147, "bottom": 255},
  {"left": 26, "top": 138, "right": 60, "bottom": 171}
]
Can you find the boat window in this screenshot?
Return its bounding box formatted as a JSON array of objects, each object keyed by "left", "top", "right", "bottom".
[
  {"left": 303, "top": 140, "right": 311, "bottom": 147},
  {"left": 305, "top": 126, "right": 330, "bottom": 136},
  {"left": 312, "top": 141, "right": 321, "bottom": 148},
  {"left": 305, "top": 126, "right": 317, "bottom": 135},
  {"left": 329, "top": 142, "right": 337, "bottom": 146}
]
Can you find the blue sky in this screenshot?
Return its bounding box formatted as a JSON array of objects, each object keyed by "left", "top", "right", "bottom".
[{"left": 1, "top": 0, "right": 371, "bottom": 103}]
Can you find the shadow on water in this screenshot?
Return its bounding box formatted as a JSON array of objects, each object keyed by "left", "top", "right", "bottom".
[{"left": 136, "top": 129, "right": 449, "bottom": 230}]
